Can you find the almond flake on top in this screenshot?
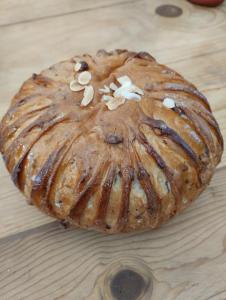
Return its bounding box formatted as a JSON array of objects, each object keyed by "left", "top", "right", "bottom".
[
  {"left": 74, "top": 62, "right": 82, "bottom": 72},
  {"left": 114, "top": 77, "right": 143, "bottom": 101},
  {"left": 117, "top": 75, "right": 132, "bottom": 85},
  {"left": 80, "top": 85, "right": 94, "bottom": 107},
  {"left": 99, "top": 75, "right": 144, "bottom": 110},
  {"left": 70, "top": 80, "right": 85, "bottom": 92},
  {"left": 121, "top": 91, "right": 141, "bottom": 101},
  {"left": 78, "top": 71, "right": 92, "bottom": 85},
  {"left": 163, "top": 97, "right": 175, "bottom": 109}
]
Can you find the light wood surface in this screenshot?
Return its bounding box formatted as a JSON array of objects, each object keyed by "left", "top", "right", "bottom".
[{"left": 0, "top": 0, "right": 226, "bottom": 299}]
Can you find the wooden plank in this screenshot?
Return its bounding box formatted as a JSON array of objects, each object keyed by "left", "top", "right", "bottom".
[
  {"left": 0, "top": 1, "right": 226, "bottom": 298},
  {"left": 0, "top": 167, "right": 226, "bottom": 300},
  {"left": 0, "top": 0, "right": 137, "bottom": 27}
]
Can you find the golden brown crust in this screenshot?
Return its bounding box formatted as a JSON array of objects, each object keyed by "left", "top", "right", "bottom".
[{"left": 0, "top": 49, "right": 224, "bottom": 233}]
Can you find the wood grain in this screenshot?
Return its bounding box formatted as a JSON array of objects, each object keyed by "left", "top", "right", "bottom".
[
  {"left": 0, "top": 0, "right": 226, "bottom": 299},
  {"left": 0, "top": 0, "right": 137, "bottom": 27},
  {"left": 0, "top": 167, "right": 226, "bottom": 300}
]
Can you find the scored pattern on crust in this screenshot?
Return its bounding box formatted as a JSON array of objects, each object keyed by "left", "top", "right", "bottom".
[{"left": 0, "top": 49, "right": 223, "bottom": 233}]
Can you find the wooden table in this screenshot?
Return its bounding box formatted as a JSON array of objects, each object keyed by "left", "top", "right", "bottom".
[{"left": 0, "top": 0, "right": 226, "bottom": 299}]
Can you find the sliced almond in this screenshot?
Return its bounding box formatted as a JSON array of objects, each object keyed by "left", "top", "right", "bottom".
[
  {"left": 113, "top": 85, "right": 130, "bottom": 98},
  {"left": 102, "top": 95, "right": 113, "bottom": 102},
  {"left": 123, "top": 91, "right": 141, "bottom": 101},
  {"left": 69, "top": 80, "right": 85, "bottom": 92},
  {"left": 105, "top": 96, "right": 125, "bottom": 110},
  {"left": 109, "top": 82, "right": 118, "bottom": 91},
  {"left": 81, "top": 85, "right": 94, "bottom": 107},
  {"left": 163, "top": 97, "right": 175, "bottom": 109},
  {"left": 117, "top": 75, "right": 132, "bottom": 85},
  {"left": 99, "top": 85, "right": 110, "bottom": 94},
  {"left": 74, "top": 62, "right": 82, "bottom": 72},
  {"left": 114, "top": 82, "right": 144, "bottom": 100},
  {"left": 78, "top": 71, "right": 92, "bottom": 85},
  {"left": 114, "top": 86, "right": 142, "bottom": 101}
]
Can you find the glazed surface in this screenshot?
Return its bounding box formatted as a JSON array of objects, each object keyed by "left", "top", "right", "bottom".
[{"left": 0, "top": 49, "right": 223, "bottom": 233}]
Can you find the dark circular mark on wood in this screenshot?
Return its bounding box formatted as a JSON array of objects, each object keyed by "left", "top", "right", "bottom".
[
  {"left": 110, "top": 269, "right": 146, "bottom": 300},
  {"left": 155, "top": 5, "right": 183, "bottom": 18},
  {"left": 104, "top": 134, "right": 123, "bottom": 145}
]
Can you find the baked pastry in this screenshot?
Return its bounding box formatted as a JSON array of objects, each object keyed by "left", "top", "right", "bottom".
[{"left": 0, "top": 49, "right": 223, "bottom": 233}]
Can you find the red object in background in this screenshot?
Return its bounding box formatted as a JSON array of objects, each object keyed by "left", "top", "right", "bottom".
[{"left": 189, "top": 0, "right": 224, "bottom": 6}]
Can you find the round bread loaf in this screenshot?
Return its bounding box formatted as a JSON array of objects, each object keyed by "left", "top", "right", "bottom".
[{"left": 0, "top": 49, "right": 223, "bottom": 233}]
